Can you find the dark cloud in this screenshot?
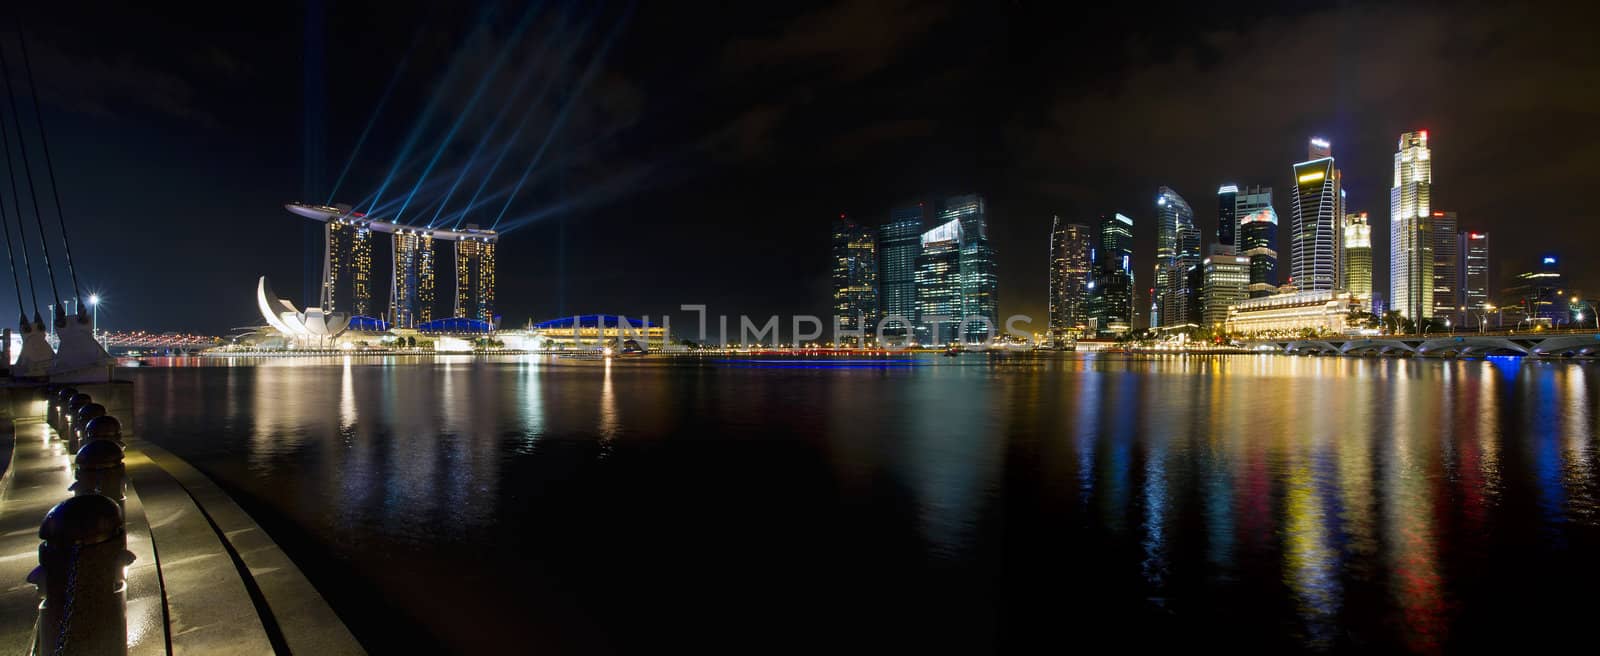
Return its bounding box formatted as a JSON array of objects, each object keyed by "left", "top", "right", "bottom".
[
  {"left": 723, "top": 0, "right": 953, "bottom": 82},
  {"left": 9, "top": 33, "right": 216, "bottom": 126}
]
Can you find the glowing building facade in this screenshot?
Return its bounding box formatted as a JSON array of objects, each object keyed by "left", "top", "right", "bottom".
[
  {"left": 1153, "top": 187, "right": 1199, "bottom": 328},
  {"left": 1201, "top": 253, "right": 1251, "bottom": 330},
  {"left": 455, "top": 226, "right": 498, "bottom": 325},
  {"left": 1048, "top": 217, "right": 1093, "bottom": 341},
  {"left": 1389, "top": 131, "right": 1433, "bottom": 322},
  {"left": 1090, "top": 213, "right": 1135, "bottom": 335},
  {"left": 915, "top": 218, "right": 964, "bottom": 344},
  {"left": 1342, "top": 212, "right": 1372, "bottom": 301},
  {"left": 1236, "top": 186, "right": 1278, "bottom": 298},
  {"left": 1431, "top": 210, "right": 1459, "bottom": 322},
  {"left": 1290, "top": 138, "right": 1342, "bottom": 293},
  {"left": 1460, "top": 230, "right": 1491, "bottom": 317},
  {"left": 390, "top": 229, "right": 437, "bottom": 329},
  {"left": 944, "top": 194, "right": 999, "bottom": 343},
  {"left": 324, "top": 219, "right": 373, "bottom": 316},
  {"left": 831, "top": 215, "right": 880, "bottom": 343},
  {"left": 878, "top": 205, "right": 924, "bottom": 337}
]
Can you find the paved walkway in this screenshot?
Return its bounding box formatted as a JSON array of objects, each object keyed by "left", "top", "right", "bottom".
[{"left": 0, "top": 410, "right": 363, "bottom": 654}]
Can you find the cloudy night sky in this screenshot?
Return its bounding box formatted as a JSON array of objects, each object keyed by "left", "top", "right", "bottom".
[{"left": 1, "top": 0, "right": 1596, "bottom": 334}]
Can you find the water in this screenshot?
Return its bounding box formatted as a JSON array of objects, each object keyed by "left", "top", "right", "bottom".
[{"left": 128, "top": 354, "right": 1600, "bottom": 653}]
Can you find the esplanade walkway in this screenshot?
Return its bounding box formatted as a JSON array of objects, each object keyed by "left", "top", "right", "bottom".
[{"left": 1241, "top": 328, "right": 1600, "bottom": 357}]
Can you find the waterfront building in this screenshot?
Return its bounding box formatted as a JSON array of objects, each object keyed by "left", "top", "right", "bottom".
[
  {"left": 1501, "top": 255, "right": 1567, "bottom": 327},
  {"left": 1342, "top": 212, "right": 1372, "bottom": 301},
  {"left": 1225, "top": 289, "right": 1355, "bottom": 335},
  {"left": 1290, "top": 138, "right": 1341, "bottom": 293},
  {"left": 944, "top": 194, "right": 1000, "bottom": 342},
  {"left": 1153, "top": 187, "right": 1199, "bottom": 328},
  {"left": 1216, "top": 185, "right": 1238, "bottom": 253},
  {"left": 531, "top": 315, "right": 668, "bottom": 350},
  {"left": 915, "top": 218, "right": 964, "bottom": 344},
  {"left": 1089, "top": 213, "right": 1135, "bottom": 335},
  {"left": 390, "top": 229, "right": 436, "bottom": 329},
  {"left": 454, "top": 225, "right": 498, "bottom": 325},
  {"left": 831, "top": 215, "right": 880, "bottom": 343},
  {"left": 1431, "top": 210, "right": 1459, "bottom": 322},
  {"left": 1201, "top": 251, "right": 1251, "bottom": 331},
  {"left": 1460, "top": 230, "right": 1491, "bottom": 320},
  {"left": 1048, "top": 217, "right": 1093, "bottom": 342},
  {"left": 1235, "top": 186, "right": 1278, "bottom": 298},
  {"left": 324, "top": 218, "right": 373, "bottom": 316},
  {"left": 1390, "top": 130, "right": 1434, "bottom": 322},
  {"left": 878, "top": 204, "right": 924, "bottom": 336}
]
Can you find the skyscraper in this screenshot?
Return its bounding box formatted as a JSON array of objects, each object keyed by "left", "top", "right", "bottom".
[
  {"left": 878, "top": 205, "right": 924, "bottom": 336},
  {"left": 1153, "top": 187, "right": 1199, "bottom": 328},
  {"left": 1089, "top": 213, "right": 1135, "bottom": 335},
  {"left": 323, "top": 219, "right": 373, "bottom": 316},
  {"left": 454, "top": 225, "right": 497, "bottom": 324},
  {"left": 1290, "top": 139, "right": 1341, "bottom": 292},
  {"left": 1342, "top": 212, "right": 1372, "bottom": 301},
  {"left": 1390, "top": 130, "right": 1433, "bottom": 322},
  {"left": 1216, "top": 185, "right": 1238, "bottom": 253},
  {"left": 943, "top": 194, "right": 999, "bottom": 342},
  {"left": 1236, "top": 186, "right": 1278, "bottom": 298},
  {"left": 1460, "top": 230, "right": 1491, "bottom": 318},
  {"left": 1048, "top": 218, "right": 1093, "bottom": 342},
  {"left": 915, "top": 218, "right": 963, "bottom": 344},
  {"left": 1431, "top": 210, "right": 1459, "bottom": 322},
  {"left": 831, "top": 215, "right": 880, "bottom": 343},
  {"left": 390, "top": 229, "right": 436, "bottom": 328},
  {"left": 1201, "top": 253, "right": 1250, "bottom": 330},
  {"left": 1501, "top": 255, "right": 1565, "bottom": 325}
]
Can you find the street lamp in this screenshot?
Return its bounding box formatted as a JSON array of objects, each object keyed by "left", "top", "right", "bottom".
[{"left": 87, "top": 294, "right": 99, "bottom": 335}]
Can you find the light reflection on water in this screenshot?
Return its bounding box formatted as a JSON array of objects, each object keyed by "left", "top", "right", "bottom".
[{"left": 128, "top": 355, "right": 1600, "bottom": 653}]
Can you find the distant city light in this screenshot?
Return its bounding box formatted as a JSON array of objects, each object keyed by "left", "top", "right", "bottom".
[{"left": 1544, "top": 257, "right": 1557, "bottom": 264}]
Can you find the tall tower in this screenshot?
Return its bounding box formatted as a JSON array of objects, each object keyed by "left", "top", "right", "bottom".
[
  {"left": 323, "top": 219, "right": 373, "bottom": 315},
  {"left": 1090, "top": 213, "right": 1135, "bottom": 334},
  {"left": 1236, "top": 186, "right": 1277, "bottom": 298},
  {"left": 1216, "top": 185, "right": 1238, "bottom": 253},
  {"left": 1460, "top": 230, "right": 1491, "bottom": 317},
  {"left": 878, "top": 204, "right": 924, "bottom": 335},
  {"left": 943, "top": 194, "right": 998, "bottom": 342},
  {"left": 1290, "top": 138, "right": 1340, "bottom": 292},
  {"left": 831, "top": 214, "right": 880, "bottom": 343},
  {"left": 1048, "top": 218, "right": 1093, "bottom": 340},
  {"left": 1389, "top": 130, "right": 1433, "bottom": 322},
  {"left": 390, "top": 229, "right": 437, "bottom": 328},
  {"left": 454, "top": 225, "right": 498, "bottom": 324},
  {"left": 1431, "top": 210, "right": 1459, "bottom": 321},
  {"left": 915, "top": 219, "right": 963, "bottom": 345},
  {"left": 1153, "top": 187, "right": 1199, "bottom": 328},
  {"left": 1341, "top": 212, "right": 1373, "bottom": 301}
]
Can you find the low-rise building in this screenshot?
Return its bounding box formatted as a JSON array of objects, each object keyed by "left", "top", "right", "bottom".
[{"left": 1225, "top": 289, "right": 1354, "bottom": 336}]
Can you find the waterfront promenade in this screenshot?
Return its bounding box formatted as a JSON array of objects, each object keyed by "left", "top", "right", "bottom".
[{"left": 0, "top": 382, "right": 363, "bottom": 655}]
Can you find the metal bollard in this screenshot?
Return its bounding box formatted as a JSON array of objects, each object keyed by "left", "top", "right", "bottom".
[
  {"left": 72, "top": 440, "right": 127, "bottom": 506},
  {"left": 62, "top": 394, "right": 91, "bottom": 441},
  {"left": 70, "top": 403, "right": 106, "bottom": 454},
  {"left": 27, "top": 495, "right": 134, "bottom": 656},
  {"left": 50, "top": 387, "right": 77, "bottom": 436},
  {"left": 83, "top": 416, "right": 125, "bottom": 449}
]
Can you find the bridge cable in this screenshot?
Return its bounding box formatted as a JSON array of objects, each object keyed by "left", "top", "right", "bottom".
[
  {"left": 0, "top": 76, "right": 39, "bottom": 322},
  {"left": 13, "top": 20, "right": 82, "bottom": 306},
  {"left": 0, "top": 35, "right": 62, "bottom": 320}
]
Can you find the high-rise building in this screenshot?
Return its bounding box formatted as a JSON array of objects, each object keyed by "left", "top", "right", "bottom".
[
  {"left": 323, "top": 219, "right": 374, "bottom": 316},
  {"left": 943, "top": 194, "right": 999, "bottom": 342},
  {"left": 1459, "top": 230, "right": 1491, "bottom": 318},
  {"left": 1342, "top": 212, "right": 1372, "bottom": 301},
  {"left": 390, "top": 229, "right": 437, "bottom": 328},
  {"left": 454, "top": 225, "right": 497, "bottom": 324},
  {"left": 915, "top": 218, "right": 963, "bottom": 344},
  {"left": 1048, "top": 218, "right": 1093, "bottom": 341},
  {"left": 1430, "top": 210, "right": 1459, "bottom": 322},
  {"left": 1201, "top": 252, "right": 1251, "bottom": 330},
  {"left": 1089, "top": 213, "right": 1135, "bottom": 335},
  {"left": 1389, "top": 130, "right": 1434, "bottom": 323},
  {"left": 1216, "top": 185, "right": 1238, "bottom": 253},
  {"left": 1501, "top": 255, "right": 1566, "bottom": 326},
  {"left": 1290, "top": 138, "right": 1341, "bottom": 292},
  {"left": 831, "top": 215, "right": 880, "bottom": 343},
  {"left": 1235, "top": 186, "right": 1277, "bottom": 298},
  {"left": 878, "top": 205, "right": 924, "bottom": 335},
  {"left": 1153, "top": 187, "right": 1199, "bottom": 328}
]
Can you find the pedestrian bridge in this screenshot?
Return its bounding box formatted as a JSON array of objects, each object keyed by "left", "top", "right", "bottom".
[{"left": 1242, "top": 331, "right": 1600, "bottom": 357}]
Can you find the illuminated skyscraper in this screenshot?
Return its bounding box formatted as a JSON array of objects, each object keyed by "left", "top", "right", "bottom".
[
  {"left": 1342, "top": 212, "right": 1372, "bottom": 301},
  {"left": 1153, "top": 187, "right": 1199, "bottom": 328},
  {"left": 1236, "top": 186, "right": 1278, "bottom": 298},
  {"left": 1459, "top": 230, "right": 1491, "bottom": 317},
  {"left": 1090, "top": 213, "right": 1135, "bottom": 334},
  {"left": 1048, "top": 218, "right": 1093, "bottom": 341},
  {"left": 1201, "top": 253, "right": 1251, "bottom": 329},
  {"left": 878, "top": 205, "right": 924, "bottom": 336},
  {"left": 915, "top": 218, "right": 963, "bottom": 344},
  {"left": 831, "top": 214, "right": 880, "bottom": 343},
  {"left": 943, "top": 194, "right": 999, "bottom": 342},
  {"left": 1290, "top": 138, "right": 1341, "bottom": 292},
  {"left": 454, "top": 225, "right": 498, "bottom": 324},
  {"left": 1216, "top": 185, "right": 1238, "bottom": 252},
  {"left": 1431, "top": 210, "right": 1459, "bottom": 322},
  {"left": 391, "top": 229, "right": 437, "bottom": 328},
  {"left": 323, "top": 219, "right": 373, "bottom": 316},
  {"left": 1389, "top": 131, "right": 1433, "bottom": 322}
]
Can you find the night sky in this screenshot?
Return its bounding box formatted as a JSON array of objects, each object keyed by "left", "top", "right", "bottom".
[{"left": 3, "top": 0, "right": 1597, "bottom": 335}]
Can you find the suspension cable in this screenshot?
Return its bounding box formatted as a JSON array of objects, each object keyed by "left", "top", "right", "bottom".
[
  {"left": 0, "top": 85, "right": 38, "bottom": 318},
  {"left": 0, "top": 36, "right": 61, "bottom": 314},
  {"left": 13, "top": 20, "right": 81, "bottom": 306}
]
